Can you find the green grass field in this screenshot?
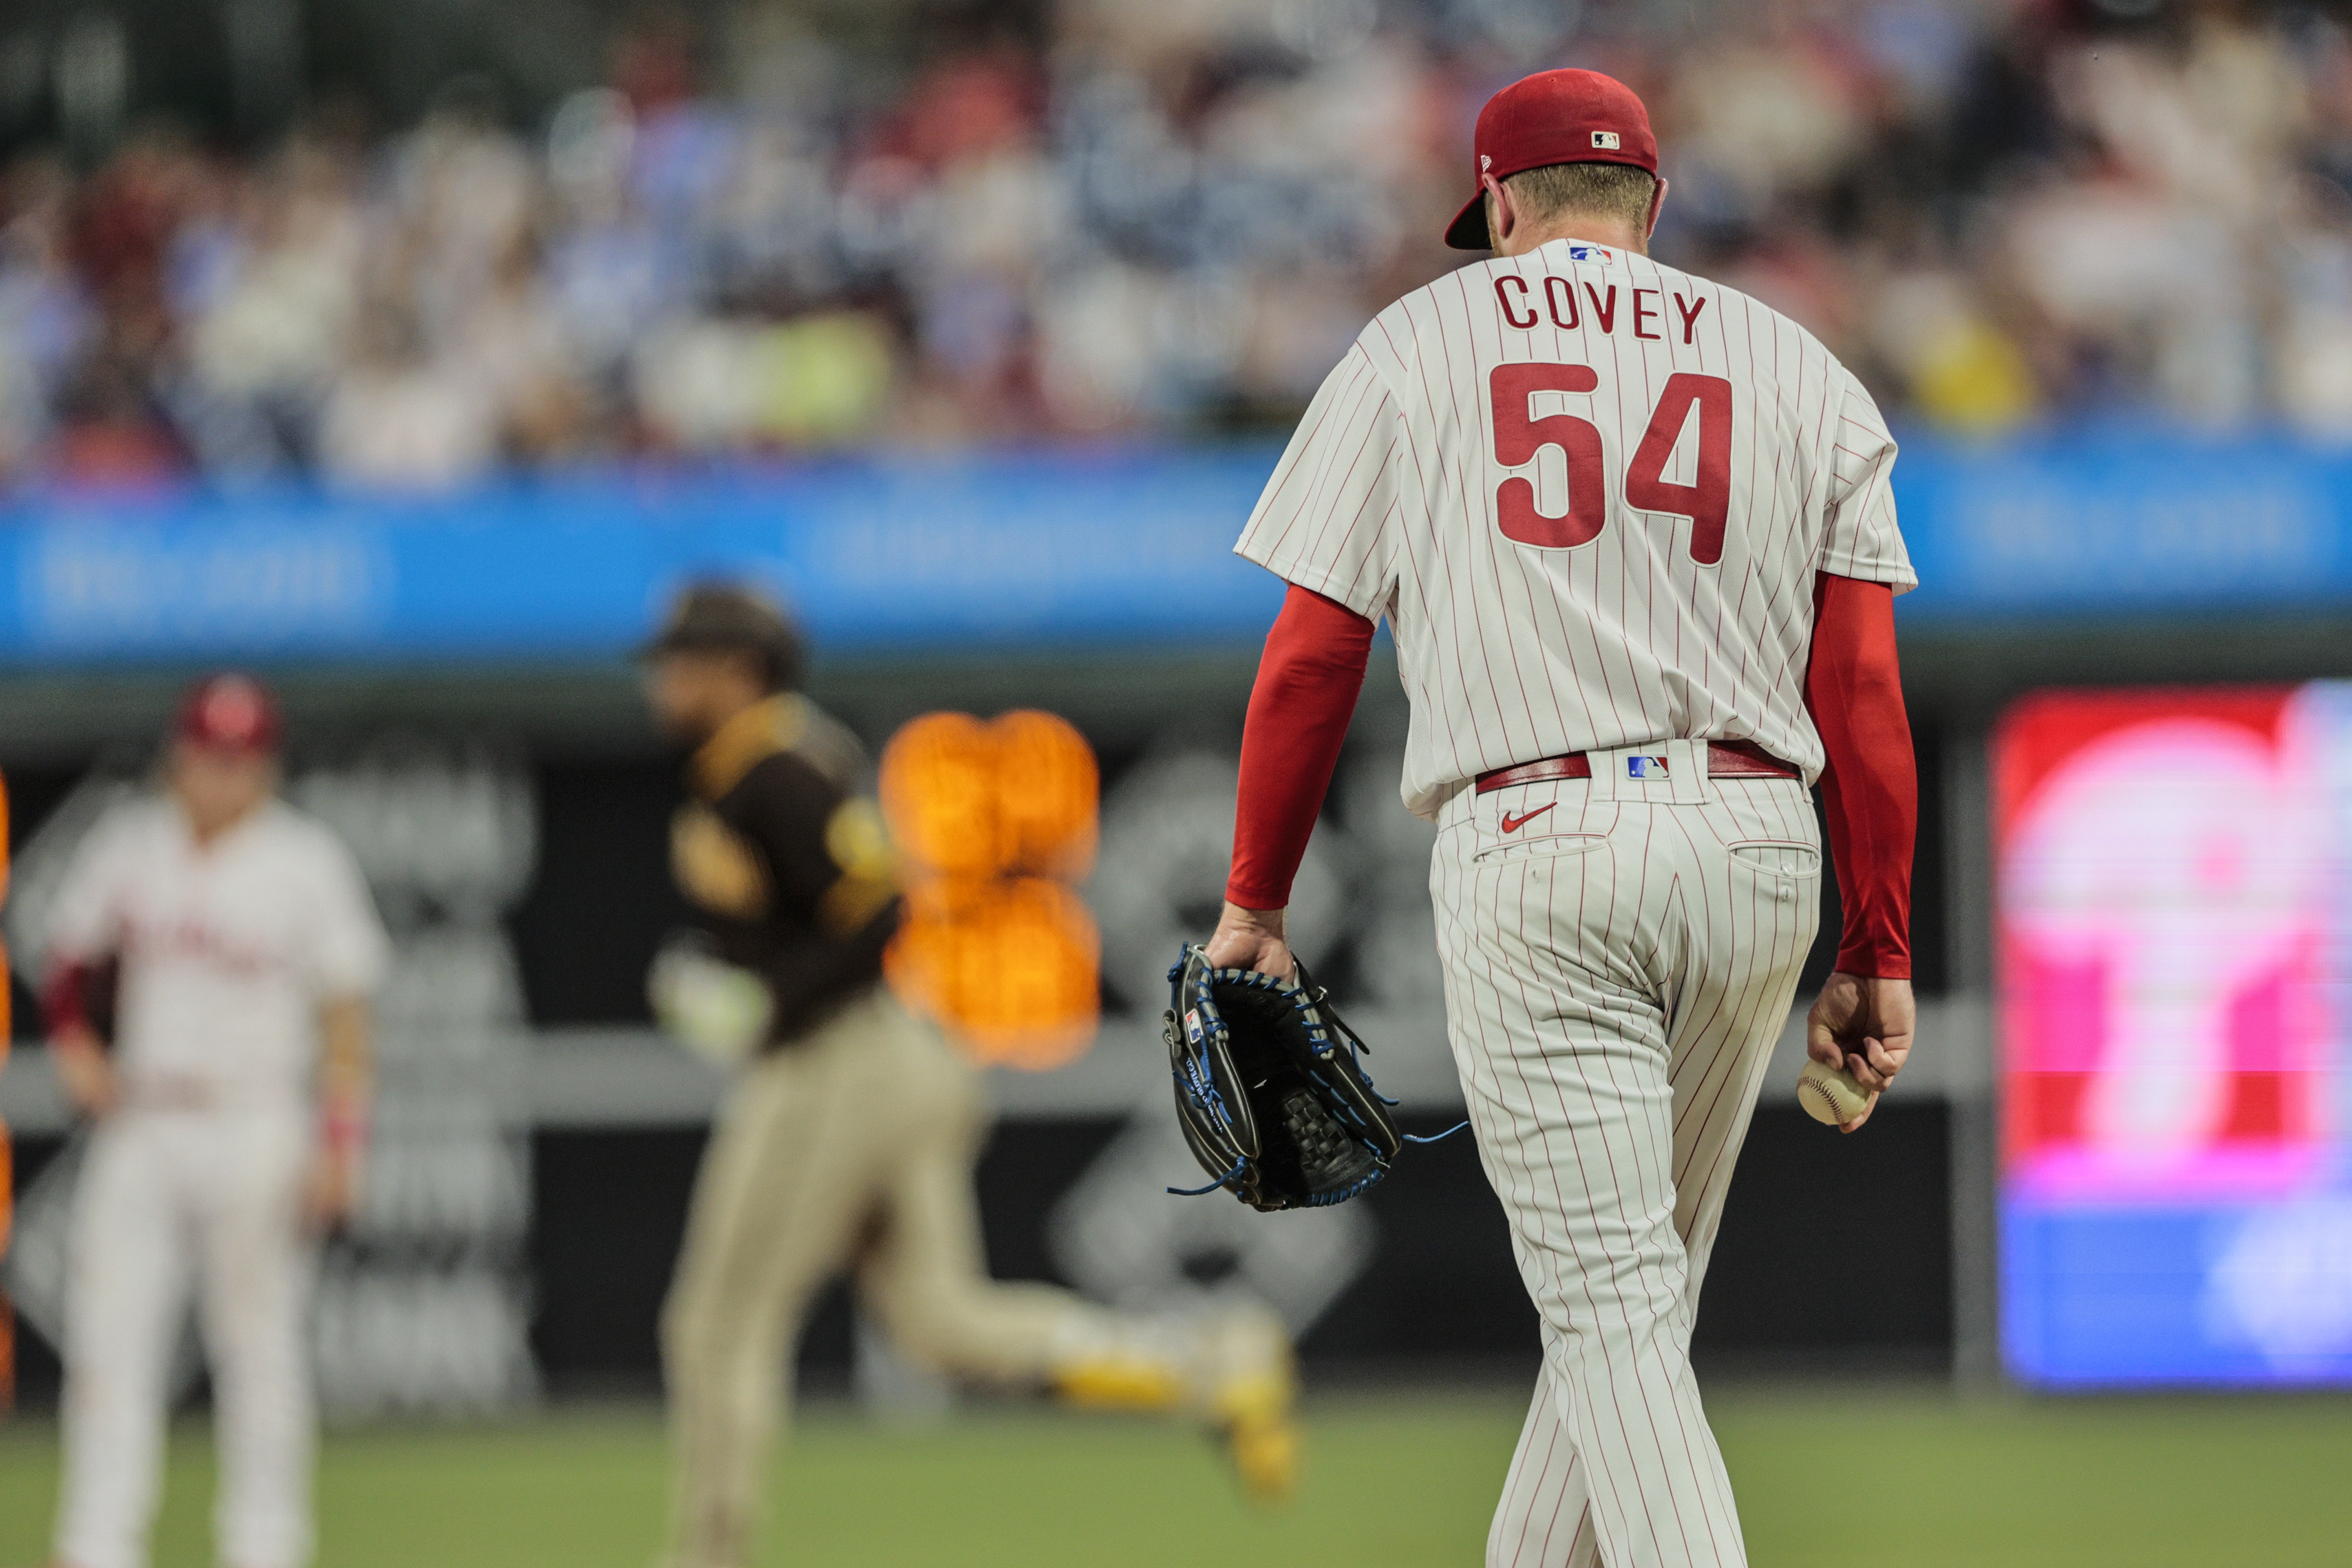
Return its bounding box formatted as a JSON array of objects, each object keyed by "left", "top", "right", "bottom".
[{"left": 3, "top": 1384, "right": 2346, "bottom": 1566}]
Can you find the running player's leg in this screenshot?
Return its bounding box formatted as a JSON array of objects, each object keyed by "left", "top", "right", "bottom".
[
  {"left": 659, "top": 1018, "right": 892, "bottom": 1568},
  {"left": 851, "top": 997, "right": 1295, "bottom": 1496},
  {"left": 55, "top": 1123, "right": 190, "bottom": 1568},
  {"left": 192, "top": 1109, "right": 314, "bottom": 1568},
  {"left": 850, "top": 1004, "right": 1097, "bottom": 1380}
]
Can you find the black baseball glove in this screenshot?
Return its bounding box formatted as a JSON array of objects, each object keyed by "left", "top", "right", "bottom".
[{"left": 1163, "top": 943, "right": 1409, "bottom": 1211}]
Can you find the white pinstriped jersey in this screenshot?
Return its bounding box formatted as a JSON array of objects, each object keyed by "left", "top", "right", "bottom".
[
  {"left": 46, "top": 797, "right": 389, "bottom": 1106},
  {"left": 1235, "top": 234, "right": 1916, "bottom": 820}
]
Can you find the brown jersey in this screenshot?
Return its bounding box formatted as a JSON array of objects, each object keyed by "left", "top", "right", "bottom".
[{"left": 671, "top": 694, "right": 900, "bottom": 1047}]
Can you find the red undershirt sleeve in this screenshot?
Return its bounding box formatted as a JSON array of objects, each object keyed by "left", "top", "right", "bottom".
[
  {"left": 1225, "top": 583, "right": 1376, "bottom": 910},
  {"left": 43, "top": 956, "right": 93, "bottom": 1039},
  {"left": 1805, "top": 571, "right": 1916, "bottom": 980}
]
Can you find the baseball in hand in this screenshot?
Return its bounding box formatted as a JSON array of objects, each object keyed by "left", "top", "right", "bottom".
[{"left": 1797, "top": 1058, "right": 1871, "bottom": 1126}]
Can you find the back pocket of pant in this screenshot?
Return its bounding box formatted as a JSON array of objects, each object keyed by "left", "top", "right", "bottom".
[
  {"left": 1728, "top": 840, "right": 1821, "bottom": 880},
  {"left": 1474, "top": 833, "right": 1610, "bottom": 866}
]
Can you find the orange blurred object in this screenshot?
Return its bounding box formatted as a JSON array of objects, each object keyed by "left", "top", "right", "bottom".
[
  {"left": 880, "top": 712, "right": 1101, "bottom": 1069},
  {"left": 993, "top": 710, "right": 1098, "bottom": 880},
  {"left": 880, "top": 712, "right": 1002, "bottom": 877},
  {"left": 881, "top": 709, "right": 1098, "bottom": 879},
  {"left": 887, "top": 879, "right": 1099, "bottom": 1070}
]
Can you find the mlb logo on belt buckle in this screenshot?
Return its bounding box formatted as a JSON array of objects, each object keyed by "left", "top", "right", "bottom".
[{"left": 1626, "top": 755, "right": 1669, "bottom": 779}]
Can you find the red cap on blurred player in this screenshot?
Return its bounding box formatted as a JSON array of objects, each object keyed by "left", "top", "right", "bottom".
[
  {"left": 176, "top": 673, "right": 282, "bottom": 755},
  {"left": 1445, "top": 69, "right": 1659, "bottom": 251}
]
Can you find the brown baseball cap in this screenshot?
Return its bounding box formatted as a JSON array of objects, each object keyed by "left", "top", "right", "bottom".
[
  {"left": 1445, "top": 69, "right": 1660, "bottom": 250},
  {"left": 639, "top": 582, "right": 806, "bottom": 692}
]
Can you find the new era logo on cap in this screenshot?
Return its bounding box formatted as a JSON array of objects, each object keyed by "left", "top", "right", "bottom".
[{"left": 1591, "top": 130, "right": 1620, "bottom": 149}]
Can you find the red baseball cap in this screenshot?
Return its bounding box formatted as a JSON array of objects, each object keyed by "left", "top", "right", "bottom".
[
  {"left": 176, "top": 673, "right": 283, "bottom": 755},
  {"left": 1445, "top": 69, "right": 1660, "bottom": 250}
]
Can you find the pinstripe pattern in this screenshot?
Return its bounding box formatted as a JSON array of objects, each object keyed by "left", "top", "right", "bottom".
[
  {"left": 1432, "top": 762, "right": 1821, "bottom": 1568},
  {"left": 1234, "top": 238, "right": 1914, "bottom": 822},
  {"left": 1235, "top": 236, "right": 1905, "bottom": 1565}
]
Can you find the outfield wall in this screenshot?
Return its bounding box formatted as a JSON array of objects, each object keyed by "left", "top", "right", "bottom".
[{"left": 3, "top": 429, "right": 2349, "bottom": 1405}]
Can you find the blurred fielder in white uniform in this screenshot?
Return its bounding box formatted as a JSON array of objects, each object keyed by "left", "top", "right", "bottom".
[
  {"left": 39, "top": 675, "right": 388, "bottom": 1568},
  {"left": 1207, "top": 71, "right": 1919, "bottom": 1568}
]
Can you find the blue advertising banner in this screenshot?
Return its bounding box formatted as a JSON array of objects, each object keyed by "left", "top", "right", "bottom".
[
  {"left": 0, "top": 430, "right": 2347, "bottom": 666},
  {"left": 0, "top": 450, "right": 1289, "bottom": 665},
  {"left": 1895, "top": 430, "right": 2352, "bottom": 620}
]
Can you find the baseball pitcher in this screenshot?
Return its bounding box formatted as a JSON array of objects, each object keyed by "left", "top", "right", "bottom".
[
  {"left": 641, "top": 584, "right": 1295, "bottom": 1568},
  {"left": 1204, "top": 71, "right": 1918, "bottom": 1568},
  {"left": 39, "top": 675, "right": 387, "bottom": 1568}
]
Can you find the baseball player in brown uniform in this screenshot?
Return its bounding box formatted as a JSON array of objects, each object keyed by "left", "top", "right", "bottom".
[
  {"left": 1204, "top": 71, "right": 1919, "bottom": 1567},
  {"left": 640, "top": 584, "right": 1297, "bottom": 1568}
]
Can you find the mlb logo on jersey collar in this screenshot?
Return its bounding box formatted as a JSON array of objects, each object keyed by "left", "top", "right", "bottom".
[{"left": 1564, "top": 242, "right": 1614, "bottom": 263}]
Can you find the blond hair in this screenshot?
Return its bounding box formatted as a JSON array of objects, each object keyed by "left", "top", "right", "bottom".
[{"left": 1502, "top": 161, "right": 1657, "bottom": 229}]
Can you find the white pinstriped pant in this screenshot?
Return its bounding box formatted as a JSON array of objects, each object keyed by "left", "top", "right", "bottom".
[
  {"left": 1430, "top": 742, "right": 1821, "bottom": 1568},
  {"left": 56, "top": 1106, "right": 316, "bottom": 1568}
]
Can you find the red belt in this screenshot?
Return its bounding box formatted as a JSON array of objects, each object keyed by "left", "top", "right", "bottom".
[{"left": 1475, "top": 740, "right": 1801, "bottom": 795}]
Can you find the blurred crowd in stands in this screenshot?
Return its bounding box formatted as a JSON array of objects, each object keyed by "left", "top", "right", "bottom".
[{"left": 2, "top": 0, "right": 2350, "bottom": 490}]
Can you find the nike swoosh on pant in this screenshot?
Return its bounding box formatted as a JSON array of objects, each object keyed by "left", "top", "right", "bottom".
[{"left": 1500, "top": 805, "right": 1555, "bottom": 834}]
